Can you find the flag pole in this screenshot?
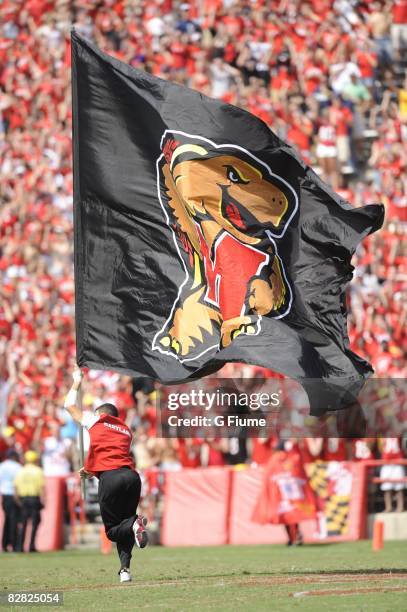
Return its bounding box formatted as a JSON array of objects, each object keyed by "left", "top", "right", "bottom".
[{"left": 78, "top": 383, "right": 86, "bottom": 501}]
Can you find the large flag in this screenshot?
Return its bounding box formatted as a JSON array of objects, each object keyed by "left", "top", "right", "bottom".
[{"left": 71, "top": 32, "right": 384, "bottom": 413}]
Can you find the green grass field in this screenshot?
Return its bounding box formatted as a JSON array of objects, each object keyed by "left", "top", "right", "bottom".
[{"left": 0, "top": 542, "right": 406, "bottom": 611}]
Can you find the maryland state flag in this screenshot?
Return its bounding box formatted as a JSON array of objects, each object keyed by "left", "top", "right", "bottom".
[
  {"left": 71, "top": 32, "right": 384, "bottom": 412},
  {"left": 252, "top": 450, "right": 317, "bottom": 525}
]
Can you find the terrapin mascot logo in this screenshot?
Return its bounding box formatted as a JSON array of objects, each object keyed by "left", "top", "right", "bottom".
[{"left": 153, "top": 131, "right": 298, "bottom": 362}]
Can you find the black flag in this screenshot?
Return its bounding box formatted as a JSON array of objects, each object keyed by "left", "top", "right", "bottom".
[{"left": 71, "top": 32, "right": 384, "bottom": 413}]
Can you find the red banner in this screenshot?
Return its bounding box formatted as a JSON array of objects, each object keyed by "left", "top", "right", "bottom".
[
  {"left": 162, "top": 463, "right": 367, "bottom": 546},
  {"left": 161, "top": 467, "right": 232, "bottom": 546}
]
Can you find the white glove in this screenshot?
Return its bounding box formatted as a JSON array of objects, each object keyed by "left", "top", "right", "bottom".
[{"left": 72, "top": 365, "right": 83, "bottom": 385}]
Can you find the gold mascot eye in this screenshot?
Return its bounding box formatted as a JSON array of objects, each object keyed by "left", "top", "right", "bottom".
[{"left": 225, "top": 165, "right": 249, "bottom": 185}]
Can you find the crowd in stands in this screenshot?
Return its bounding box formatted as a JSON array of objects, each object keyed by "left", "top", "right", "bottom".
[{"left": 0, "top": 0, "right": 406, "bottom": 486}]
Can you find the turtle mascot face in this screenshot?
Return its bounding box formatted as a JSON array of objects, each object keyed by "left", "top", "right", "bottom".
[{"left": 153, "top": 132, "right": 297, "bottom": 361}]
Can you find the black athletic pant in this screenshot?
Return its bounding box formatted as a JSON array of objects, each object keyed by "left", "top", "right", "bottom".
[
  {"left": 1, "top": 495, "right": 20, "bottom": 552},
  {"left": 98, "top": 467, "right": 141, "bottom": 570},
  {"left": 16, "top": 496, "right": 42, "bottom": 552}
]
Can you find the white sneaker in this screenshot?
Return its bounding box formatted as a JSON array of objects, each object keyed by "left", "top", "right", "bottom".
[
  {"left": 133, "top": 516, "right": 148, "bottom": 549},
  {"left": 119, "top": 569, "right": 132, "bottom": 583}
]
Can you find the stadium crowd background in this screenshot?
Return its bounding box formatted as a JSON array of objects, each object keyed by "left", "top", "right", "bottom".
[{"left": 0, "top": 0, "right": 406, "bottom": 510}]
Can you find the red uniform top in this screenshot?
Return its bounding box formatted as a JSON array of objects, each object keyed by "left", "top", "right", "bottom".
[
  {"left": 197, "top": 228, "right": 268, "bottom": 320},
  {"left": 323, "top": 438, "right": 347, "bottom": 462},
  {"left": 82, "top": 412, "right": 134, "bottom": 475},
  {"left": 379, "top": 438, "right": 404, "bottom": 461}
]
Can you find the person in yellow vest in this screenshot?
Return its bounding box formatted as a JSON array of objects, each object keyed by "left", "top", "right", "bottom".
[{"left": 14, "top": 451, "right": 45, "bottom": 553}]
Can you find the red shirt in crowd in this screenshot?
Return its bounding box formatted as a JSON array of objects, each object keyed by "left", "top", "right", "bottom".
[
  {"left": 393, "top": 0, "right": 407, "bottom": 23},
  {"left": 8, "top": 413, "right": 34, "bottom": 451},
  {"left": 355, "top": 49, "right": 377, "bottom": 79},
  {"left": 82, "top": 412, "right": 135, "bottom": 475},
  {"left": 379, "top": 437, "right": 404, "bottom": 461},
  {"left": 251, "top": 437, "right": 275, "bottom": 465},
  {"left": 112, "top": 389, "right": 135, "bottom": 421},
  {"left": 323, "top": 438, "right": 347, "bottom": 461},
  {"left": 329, "top": 105, "right": 353, "bottom": 136},
  {"left": 176, "top": 439, "right": 202, "bottom": 468},
  {"left": 317, "top": 122, "right": 337, "bottom": 146},
  {"left": 205, "top": 439, "right": 225, "bottom": 466},
  {"left": 300, "top": 438, "right": 324, "bottom": 464}
]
